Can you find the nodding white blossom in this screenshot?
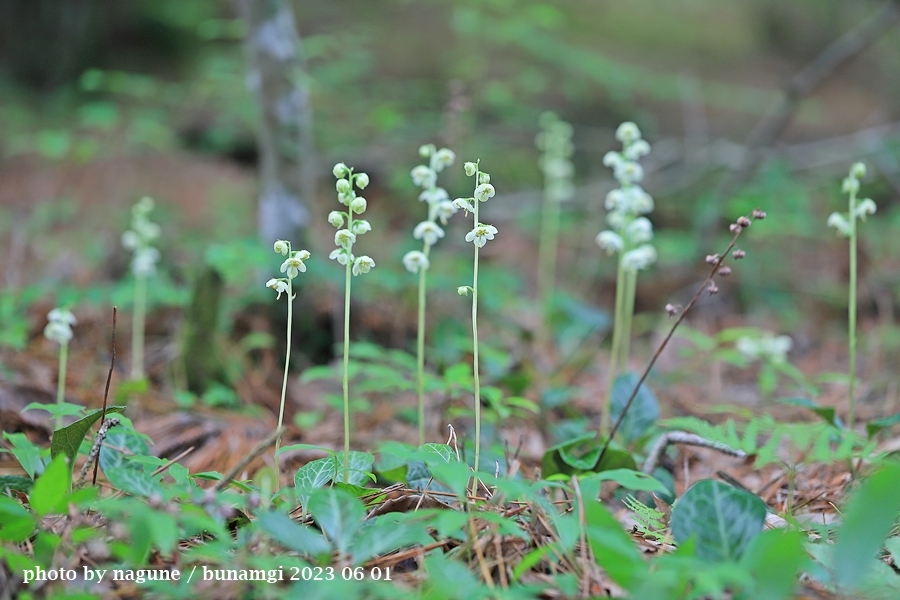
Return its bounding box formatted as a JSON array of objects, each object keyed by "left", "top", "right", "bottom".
[
  {"left": 419, "top": 187, "right": 449, "bottom": 204},
  {"left": 335, "top": 229, "right": 357, "bottom": 249},
  {"left": 474, "top": 183, "right": 495, "bottom": 202},
  {"left": 827, "top": 212, "right": 851, "bottom": 236},
  {"left": 266, "top": 278, "right": 290, "bottom": 300},
  {"left": 465, "top": 224, "right": 498, "bottom": 248},
  {"left": 355, "top": 172, "right": 370, "bottom": 189},
  {"left": 621, "top": 244, "right": 657, "bottom": 272},
  {"left": 411, "top": 165, "right": 436, "bottom": 188},
  {"left": 332, "top": 163, "right": 348, "bottom": 178},
  {"left": 402, "top": 250, "right": 430, "bottom": 273},
  {"left": 329, "top": 248, "right": 354, "bottom": 265},
  {"left": 350, "top": 197, "right": 367, "bottom": 214},
  {"left": 615, "top": 122, "right": 641, "bottom": 145},
  {"left": 280, "top": 254, "right": 307, "bottom": 279},
  {"left": 435, "top": 201, "right": 457, "bottom": 225},
  {"left": 603, "top": 151, "right": 623, "bottom": 169},
  {"left": 736, "top": 333, "right": 793, "bottom": 363},
  {"left": 352, "top": 255, "right": 375, "bottom": 276},
  {"left": 414, "top": 221, "right": 444, "bottom": 246},
  {"left": 132, "top": 247, "right": 160, "bottom": 276},
  {"left": 433, "top": 149, "right": 456, "bottom": 172},
  {"left": 457, "top": 286, "right": 469, "bottom": 296},
  {"left": 336, "top": 178, "right": 352, "bottom": 194},
  {"left": 44, "top": 308, "right": 76, "bottom": 345},
  {"left": 419, "top": 144, "right": 435, "bottom": 158},
  {"left": 851, "top": 162, "right": 866, "bottom": 179},
  {"left": 351, "top": 220, "right": 372, "bottom": 235},
  {"left": 614, "top": 161, "right": 644, "bottom": 185},
  {"left": 274, "top": 240, "right": 290, "bottom": 255},
  {"left": 452, "top": 198, "right": 475, "bottom": 215},
  {"left": 625, "top": 217, "right": 654, "bottom": 244},
  {"left": 123, "top": 197, "right": 161, "bottom": 276},
  {"left": 623, "top": 139, "right": 650, "bottom": 161},
  {"left": 842, "top": 177, "right": 859, "bottom": 196},
  {"left": 121, "top": 231, "right": 139, "bottom": 251},
  {"left": 856, "top": 198, "right": 876, "bottom": 220},
  {"left": 596, "top": 230, "right": 623, "bottom": 255},
  {"left": 464, "top": 162, "right": 477, "bottom": 177},
  {"left": 328, "top": 211, "right": 345, "bottom": 228}
]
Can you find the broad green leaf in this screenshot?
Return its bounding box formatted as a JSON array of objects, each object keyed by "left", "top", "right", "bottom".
[
  {"left": 50, "top": 406, "right": 126, "bottom": 467},
  {"left": 29, "top": 455, "right": 70, "bottom": 516},
  {"left": 352, "top": 514, "right": 432, "bottom": 564},
  {"left": 0, "top": 495, "right": 36, "bottom": 541},
  {"left": 610, "top": 372, "right": 659, "bottom": 442},
  {"left": 99, "top": 429, "right": 159, "bottom": 497},
  {"left": 866, "top": 412, "right": 900, "bottom": 439},
  {"left": 294, "top": 457, "right": 336, "bottom": 506},
  {"left": 21, "top": 401, "right": 86, "bottom": 419},
  {"left": 334, "top": 451, "right": 375, "bottom": 486},
  {"left": 541, "top": 434, "right": 636, "bottom": 477},
  {"left": 428, "top": 461, "right": 473, "bottom": 502},
  {"left": 0, "top": 475, "right": 33, "bottom": 495},
  {"left": 276, "top": 443, "right": 330, "bottom": 456},
  {"left": 419, "top": 443, "right": 454, "bottom": 464},
  {"left": 2, "top": 432, "right": 43, "bottom": 479},
  {"left": 583, "top": 496, "right": 647, "bottom": 588},
  {"left": 740, "top": 529, "right": 805, "bottom": 600},
  {"left": 309, "top": 488, "right": 365, "bottom": 558},
  {"left": 671, "top": 479, "right": 766, "bottom": 562},
  {"left": 589, "top": 469, "right": 669, "bottom": 495},
  {"left": 833, "top": 462, "right": 900, "bottom": 589},
  {"left": 256, "top": 510, "right": 331, "bottom": 557}
]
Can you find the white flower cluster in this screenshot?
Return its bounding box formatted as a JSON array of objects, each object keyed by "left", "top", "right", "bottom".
[
  {"left": 330, "top": 163, "right": 375, "bottom": 276},
  {"left": 121, "top": 197, "right": 161, "bottom": 276},
  {"left": 403, "top": 144, "right": 457, "bottom": 274},
  {"left": 828, "top": 162, "right": 876, "bottom": 237},
  {"left": 536, "top": 112, "right": 575, "bottom": 203},
  {"left": 266, "top": 240, "right": 310, "bottom": 299},
  {"left": 453, "top": 160, "right": 498, "bottom": 249},
  {"left": 595, "top": 122, "right": 657, "bottom": 272},
  {"left": 736, "top": 333, "right": 793, "bottom": 364},
  {"left": 44, "top": 308, "right": 76, "bottom": 345}
]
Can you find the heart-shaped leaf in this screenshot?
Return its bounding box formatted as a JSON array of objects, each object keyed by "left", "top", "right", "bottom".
[
  {"left": 671, "top": 479, "right": 766, "bottom": 562},
  {"left": 51, "top": 406, "right": 126, "bottom": 468},
  {"left": 309, "top": 488, "right": 365, "bottom": 558},
  {"left": 610, "top": 372, "right": 659, "bottom": 443},
  {"left": 256, "top": 510, "right": 331, "bottom": 558},
  {"left": 294, "top": 457, "right": 336, "bottom": 507}
]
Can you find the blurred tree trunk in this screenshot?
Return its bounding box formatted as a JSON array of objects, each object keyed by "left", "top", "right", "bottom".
[{"left": 238, "top": 0, "right": 315, "bottom": 247}]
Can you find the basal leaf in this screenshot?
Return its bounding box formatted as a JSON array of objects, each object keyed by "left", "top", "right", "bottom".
[
  {"left": 610, "top": 372, "right": 659, "bottom": 443},
  {"left": 99, "top": 429, "right": 160, "bottom": 497},
  {"left": 50, "top": 406, "right": 126, "bottom": 468},
  {"left": 294, "top": 457, "right": 336, "bottom": 507},
  {"left": 334, "top": 451, "right": 375, "bottom": 486},
  {"left": 671, "top": 479, "right": 766, "bottom": 562}
]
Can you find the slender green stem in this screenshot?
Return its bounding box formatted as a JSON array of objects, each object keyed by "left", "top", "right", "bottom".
[
  {"left": 602, "top": 254, "right": 627, "bottom": 438},
  {"left": 342, "top": 207, "right": 355, "bottom": 482},
  {"left": 55, "top": 342, "right": 68, "bottom": 431},
  {"left": 848, "top": 190, "right": 858, "bottom": 432},
  {"left": 416, "top": 247, "right": 430, "bottom": 446},
  {"left": 132, "top": 273, "right": 146, "bottom": 380},
  {"left": 537, "top": 189, "right": 561, "bottom": 320},
  {"left": 620, "top": 269, "right": 637, "bottom": 370},
  {"left": 472, "top": 179, "right": 482, "bottom": 474},
  {"left": 274, "top": 276, "right": 293, "bottom": 484}
]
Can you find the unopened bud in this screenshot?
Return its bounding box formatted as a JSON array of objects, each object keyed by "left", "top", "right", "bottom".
[
  {"left": 737, "top": 216, "right": 751, "bottom": 228},
  {"left": 732, "top": 249, "right": 746, "bottom": 259},
  {"left": 751, "top": 208, "right": 766, "bottom": 220},
  {"left": 708, "top": 281, "right": 719, "bottom": 295},
  {"left": 705, "top": 254, "right": 719, "bottom": 265},
  {"left": 729, "top": 223, "right": 742, "bottom": 233},
  {"left": 718, "top": 266, "right": 732, "bottom": 277},
  {"left": 665, "top": 303, "right": 680, "bottom": 317}
]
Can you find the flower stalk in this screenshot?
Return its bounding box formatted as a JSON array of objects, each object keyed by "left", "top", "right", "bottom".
[{"left": 44, "top": 308, "right": 76, "bottom": 431}]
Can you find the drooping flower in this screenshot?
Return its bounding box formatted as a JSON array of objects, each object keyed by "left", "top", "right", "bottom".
[
  {"left": 352, "top": 255, "right": 375, "bottom": 276},
  {"left": 266, "top": 278, "right": 290, "bottom": 300},
  {"left": 413, "top": 221, "right": 445, "bottom": 246},
  {"left": 402, "top": 250, "right": 430, "bottom": 273},
  {"left": 465, "top": 224, "right": 498, "bottom": 248}
]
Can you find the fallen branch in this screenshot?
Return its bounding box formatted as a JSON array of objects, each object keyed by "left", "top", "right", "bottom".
[{"left": 641, "top": 431, "right": 746, "bottom": 475}]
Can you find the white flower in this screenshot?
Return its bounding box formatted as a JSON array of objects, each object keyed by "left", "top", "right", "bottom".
[
  {"left": 338, "top": 192, "right": 353, "bottom": 206},
  {"left": 419, "top": 187, "right": 449, "bottom": 204},
  {"left": 614, "top": 161, "right": 644, "bottom": 184},
  {"left": 328, "top": 211, "right": 345, "bottom": 228},
  {"left": 433, "top": 149, "right": 456, "bottom": 172},
  {"left": 855, "top": 198, "right": 876, "bottom": 220},
  {"left": 457, "top": 286, "right": 469, "bottom": 296},
  {"left": 419, "top": 144, "right": 435, "bottom": 158},
  {"left": 606, "top": 211, "right": 626, "bottom": 229},
  {"left": 851, "top": 162, "right": 866, "bottom": 179},
  {"left": 604, "top": 189, "right": 625, "bottom": 212},
  {"left": 615, "top": 122, "right": 641, "bottom": 144},
  {"left": 355, "top": 172, "right": 369, "bottom": 189},
  {"left": 333, "top": 162, "right": 348, "bottom": 178},
  {"left": 132, "top": 247, "right": 160, "bottom": 276},
  {"left": 295, "top": 249, "right": 311, "bottom": 261},
  {"left": 414, "top": 221, "right": 445, "bottom": 246},
  {"left": 402, "top": 250, "right": 430, "bottom": 273},
  {"left": 478, "top": 172, "right": 490, "bottom": 185},
  {"left": 266, "top": 278, "right": 290, "bottom": 300},
  {"left": 48, "top": 308, "right": 77, "bottom": 326},
  {"left": 351, "top": 219, "right": 371, "bottom": 235},
  {"left": 628, "top": 187, "right": 655, "bottom": 214},
  {"left": 44, "top": 320, "right": 73, "bottom": 345},
  {"left": 352, "top": 255, "right": 375, "bottom": 276},
  {"left": 603, "top": 151, "right": 623, "bottom": 169},
  {"left": 541, "top": 157, "right": 574, "bottom": 179},
  {"left": 336, "top": 178, "right": 352, "bottom": 194},
  {"left": 464, "top": 162, "right": 477, "bottom": 177},
  {"left": 595, "top": 230, "right": 623, "bottom": 255},
  {"left": 623, "top": 139, "right": 650, "bottom": 161},
  {"left": 411, "top": 165, "right": 436, "bottom": 188},
  {"left": 273, "top": 240, "right": 290, "bottom": 255},
  {"left": 134, "top": 196, "right": 155, "bottom": 215},
  {"left": 474, "top": 183, "right": 495, "bottom": 202},
  {"left": 452, "top": 198, "right": 475, "bottom": 215},
  {"left": 737, "top": 333, "right": 792, "bottom": 363},
  {"left": 335, "top": 229, "right": 357, "bottom": 249},
  {"left": 842, "top": 176, "right": 859, "bottom": 196},
  {"left": 465, "top": 223, "right": 498, "bottom": 248},
  {"left": 280, "top": 254, "right": 307, "bottom": 278},
  {"left": 350, "top": 197, "right": 367, "bottom": 214},
  {"left": 621, "top": 244, "right": 657, "bottom": 271},
  {"left": 827, "top": 212, "right": 851, "bottom": 237},
  {"left": 122, "top": 231, "right": 139, "bottom": 251},
  {"left": 435, "top": 201, "right": 457, "bottom": 225},
  {"left": 625, "top": 217, "right": 653, "bottom": 244},
  {"left": 134, "top": 220, "right": 161, "bottom": 242},
  {"left": 329, "top": 249, "right": 353, "bottom": 265}
]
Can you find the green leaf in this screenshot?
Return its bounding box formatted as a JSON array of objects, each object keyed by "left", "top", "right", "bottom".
[
  {"left": 541, "top": 434, "right": 637, "bottom": 477},
  {"left": 610, "top": 372, "right": 659, "bottom": 443},
  {"left": 866, "top": 412, "right": 900, "bottom": 439},
  {"left": 334, "top": 451, "right": 375, "bottom": 486},
  {"left": 419, "top": 443, "right": 455, "bottom": 464},
  {"left": 256, "top": 510, "right": 331, "bottom": 558},
  {"left": 21, "top": 401, "right": 86, "bottom": 419},
  {"left": 352, "top": 514, "right": 432, "bottom": 564},
  {"left": 309, "top": 488, "right": 365, "bottom": 557},
  {"left": 99, "top": 429, "right": 159, "bottom": 497},
  {"left": 778, "top": 397, "right": 839, "bottom": 427},
  {"left": 740, "top": 529, "right": 805, "bottom": 600},
  {"left": 833, "top": 462, "right": 900, "bottom": 589},
  {"left": 428, "top": 461, "right": 473, "bottom": 502},
  {"left": 2, "top": 432, "right": 44, "bottom": 479},
  {"left": 0, "top": 495, "right": 36, "bottom": 541},
  {"left": 583, "top": 496, "right": 647, "bottom": 588},
  {"left": 50, "top": 406, "right": 126, "bottom": 467},
  {"left": 671, "top": 479, "right": 767, "bottom": 562},
  {"left": 29, "top": 455, "right": 70, "bottom": 516},
  {"left": 294, "top": 457, "right": 337, "bottom": 506},
  {"left": 588, "top": 469, "right": 669, "bottom": 495},
  {"left": 0, "top": 475, "right": 33, "bottom": 495}
]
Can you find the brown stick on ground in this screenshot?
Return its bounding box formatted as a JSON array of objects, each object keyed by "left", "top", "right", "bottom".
[{"left": 213, "top": 426, "right": 286, "bottom": 492}]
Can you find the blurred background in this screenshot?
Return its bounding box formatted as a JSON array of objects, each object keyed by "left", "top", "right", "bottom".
[{"left": 1, "top": 0, "right": 898, "bottom": 466}]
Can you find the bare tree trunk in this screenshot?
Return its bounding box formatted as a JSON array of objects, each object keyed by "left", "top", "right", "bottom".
[{"left": 238, "top": 0, "right": 315, "bottom": 246}]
